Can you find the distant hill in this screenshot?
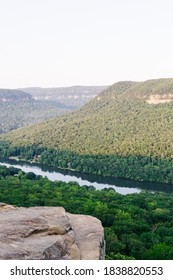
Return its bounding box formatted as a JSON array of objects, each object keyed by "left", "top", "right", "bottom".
[
  {"left": 0, "top": 89, "right": 31, "bottom": 101},
  {"left": 0, "top": 86, "right": 106, "bottom": 134},
  {"left": 1, "top": 78, "right": 173, "bottom": 183},
  {"left": 21, "top": 86, "right": 107, "bottom": 108},
  {"left": 0, "top": 89, "right": 72, "bottom": 134}
]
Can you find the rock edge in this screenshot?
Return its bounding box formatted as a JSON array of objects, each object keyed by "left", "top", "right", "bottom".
[{"left": 0, "top": 203, "right": 105, "bottom": 260}]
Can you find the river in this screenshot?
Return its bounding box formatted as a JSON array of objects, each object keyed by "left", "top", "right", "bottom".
[{"left": 0, "top": 158, "right": 173, "bottom": 195}]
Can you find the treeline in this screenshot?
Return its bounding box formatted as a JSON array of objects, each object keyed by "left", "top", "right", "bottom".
[
  {"left": 0, "top": 142, "right": 173, "bottom": 184},
  {"left": 0, "top": 165, "right": 173, "bottom": 260}
]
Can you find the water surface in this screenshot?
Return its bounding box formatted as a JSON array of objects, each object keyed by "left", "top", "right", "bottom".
[{"left": 0, "top": 158, "right": 173, "bottom": 195}]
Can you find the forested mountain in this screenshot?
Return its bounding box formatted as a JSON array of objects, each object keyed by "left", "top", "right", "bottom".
[{"left": 1, "top": 78, "right": 173, "bottom": 183}]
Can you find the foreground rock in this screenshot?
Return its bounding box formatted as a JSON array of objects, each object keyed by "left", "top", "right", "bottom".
[{"left": 0, "top": 203, "right": 105, "bottom": 260}]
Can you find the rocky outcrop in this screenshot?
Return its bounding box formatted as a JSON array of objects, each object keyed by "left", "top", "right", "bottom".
[
  {"left": 146, "top": 93, "right": 173, "bottom": 104},
  {"left": 0, "top": 203, "right": 105, "bottom": 260}
]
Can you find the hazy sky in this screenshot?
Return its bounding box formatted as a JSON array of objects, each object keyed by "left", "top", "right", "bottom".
[{"left": 0, "top": 0, "right": 173, "bottom": 88}]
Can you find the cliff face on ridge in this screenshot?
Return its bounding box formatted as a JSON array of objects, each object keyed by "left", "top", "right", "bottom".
[{"left": 0, "top": 203, "right": 104, "bottom": 260}]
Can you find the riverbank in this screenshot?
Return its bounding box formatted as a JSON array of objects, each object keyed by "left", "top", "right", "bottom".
[{"left": 1, "top": 158, "right": 173, "bottom": 195}]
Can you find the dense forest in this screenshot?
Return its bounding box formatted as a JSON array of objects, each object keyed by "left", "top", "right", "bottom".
[
  {"left": 0, "top": 165, "right": 173, "bottom": 260},
  {"left": 1, "top": 78, "right": 173, "bottom": 184},
  {"left": 0, "top": 143, "right": 173, "bottom": 184}
]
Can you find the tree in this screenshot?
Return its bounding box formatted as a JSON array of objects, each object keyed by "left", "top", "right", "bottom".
[{"left": 143, "top": 243, "right": 173, "bottom": 260}]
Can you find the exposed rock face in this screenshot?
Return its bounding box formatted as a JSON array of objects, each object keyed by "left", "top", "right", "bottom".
[
  {"left": 0, "top": 203, "right": 105, "bottom": 260},
  {"left": 146, "top": 93, "right": 173, "bottom": 104}
]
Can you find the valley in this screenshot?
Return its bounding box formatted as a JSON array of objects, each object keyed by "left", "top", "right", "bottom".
[
  {"left": 21, "top": 85, "right": 107, "bottom": 107},
  {"left": 1, "top": 158, "right": 173, "bottom": 195},
  {"left": 1, "top": 78, "right": 173, "bottom": 184},
  {"left": 0, "top": 78, "right": 173, "bottom": 260},
  {"left": 0, "top": 86, "right": 106, "bottom": 134}
]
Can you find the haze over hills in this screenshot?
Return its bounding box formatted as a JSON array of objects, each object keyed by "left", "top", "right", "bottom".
[
  {"left": 0, "top": 89, "right": 73, "bottom": 134},
  {"left": 1, "top": 78, "right": 173, "bottom": 183},
  {"left": 0, "top": 89, "right": 31, "bottom": 101},
  {"left": 21, "top": 85, "right": 107, "bottom": 108},
  {"left": 0, "top": 86, "right": 106, "bottom": 134}
]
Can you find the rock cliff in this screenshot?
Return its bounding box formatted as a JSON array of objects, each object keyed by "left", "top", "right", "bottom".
[{"left": 0, "top": 203, "right": 105, "bottom": 260}]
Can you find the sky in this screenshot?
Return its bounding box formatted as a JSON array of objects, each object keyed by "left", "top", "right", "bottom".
[{"left": 0, "top": 0, "right": 173, "bottom": 88}]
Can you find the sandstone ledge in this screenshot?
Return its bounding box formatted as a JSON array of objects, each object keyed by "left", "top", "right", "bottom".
[{"left": 0, "top": 203, "right": 105, "bottom": 260}]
